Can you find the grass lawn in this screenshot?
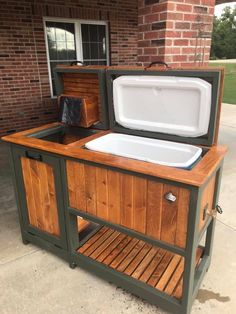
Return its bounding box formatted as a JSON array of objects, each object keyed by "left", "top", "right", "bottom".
[{"left": 209, "top": 63, "right": 236, "bottom": 104}]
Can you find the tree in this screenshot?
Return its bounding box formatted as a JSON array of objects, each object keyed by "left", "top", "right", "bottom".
[{"left": 211, "top": 6, "right": 236, "bottom": 59}]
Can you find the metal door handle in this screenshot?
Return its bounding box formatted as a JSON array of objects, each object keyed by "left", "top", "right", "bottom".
[
  {"left": 164, "top": 192, "right": 177, "bottom": 203},
  {"left": 25, "top": 151, "right": 43, "bottom": 162}
]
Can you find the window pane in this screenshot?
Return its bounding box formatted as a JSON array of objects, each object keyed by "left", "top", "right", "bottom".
[
  {"left": 46, "top": 21, "right": 77, "bottom": 96},
  {"left": 81, "top": 23, "right": 107, "bottom": 65},
  {"left": 46, "top": 21, "right": 76, "bottom": 61}
]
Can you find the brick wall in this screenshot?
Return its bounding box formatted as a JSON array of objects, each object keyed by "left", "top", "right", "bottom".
[
  {"left": 138, "top": 0, "right": 215, "bottom": 67},
  {"left": 0, "top": 0, "right": 138, "bottom": 136}
]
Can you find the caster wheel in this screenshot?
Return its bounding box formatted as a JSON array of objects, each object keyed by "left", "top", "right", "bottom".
[
  {"left": 69, "top": 262, "right": 77, "bottom": 269},
  {"left": 22, "top": 239, "right": 30, "bottom": 245}
]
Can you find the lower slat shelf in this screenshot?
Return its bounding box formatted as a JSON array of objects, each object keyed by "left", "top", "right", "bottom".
[{"left": 77, "top": 226, "right": 203, "bottom": 300}]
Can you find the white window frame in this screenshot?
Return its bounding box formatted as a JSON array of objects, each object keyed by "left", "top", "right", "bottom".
[{"left": 43, "top": 17, "right": 109, "bottom": 98}]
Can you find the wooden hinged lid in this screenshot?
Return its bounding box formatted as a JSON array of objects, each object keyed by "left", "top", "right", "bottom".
[
  {"left": 54, "top": 65, "right": 109, "bottom": 130},
  {"left": 106, "top": 66, "right": 224, "bottom": 147}
]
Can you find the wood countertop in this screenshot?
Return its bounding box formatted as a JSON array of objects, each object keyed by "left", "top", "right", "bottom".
[{"left": 2, "top": 122, "right": 227, "bottom": 187}]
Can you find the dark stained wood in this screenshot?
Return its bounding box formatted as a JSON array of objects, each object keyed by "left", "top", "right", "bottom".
[
  {"left": 21, "top": 157, "right": 60, "bottom": 237},
  {"left": 78, "top": 226, "right": 204, "bottom": 300}
]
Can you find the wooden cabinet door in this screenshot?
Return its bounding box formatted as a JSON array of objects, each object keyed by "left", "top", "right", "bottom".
[{"left": 12, "top": 147, "right": 67, "bottom": 249}]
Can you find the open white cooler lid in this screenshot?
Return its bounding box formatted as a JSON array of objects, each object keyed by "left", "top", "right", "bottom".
[{"left": 113, "top": 76, "right": 212, "bottom": 137}]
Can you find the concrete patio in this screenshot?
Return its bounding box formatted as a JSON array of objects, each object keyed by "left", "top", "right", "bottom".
[{"left": 0, "top": 104, "right": 235, "bottom": 314}]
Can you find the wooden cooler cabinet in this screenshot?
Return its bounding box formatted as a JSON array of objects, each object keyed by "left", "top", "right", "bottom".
[{"left": 2, "top": 65, "right": 227, "bottom": 314}]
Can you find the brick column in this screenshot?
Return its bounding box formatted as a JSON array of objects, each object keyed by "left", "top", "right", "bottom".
[{"left": 138, "top": 0, "right": 216, "bottom": 67}]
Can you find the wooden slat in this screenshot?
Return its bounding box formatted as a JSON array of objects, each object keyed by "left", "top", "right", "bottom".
[
  {"left": 78, "top": 227, "right": 204, "bottom": 300},
  {"left": 131, "top": 247, "right": 159, "bottom": 279},
  {"left": 124, "top": 243, "right": 152, "bottom": 276},
  {"left": 66, "top": 161, "right": 76, "bottom": 209},
  {"left": 96, "top": 167, "right": 109, "bottom": 220},
  {"left": 82, "top": 228, "right": 114, "bottom": 256},
  {"left": 175, "top": 188, "right": 190, "bottom": 248},
  {"left": 146, "top": 181, "right": 163, "bottom": 239},
  {"left": 37, "top": 161, "right": 51, "bottom": 233},
  {"left": 133, "top": 177, "right": 147, "bottom": 233},
  {"left": 102, "top": 235, "right": 132, "bottom": 266},
  {"left": 120, "top": 174, "right": 134, "bottom": 228},
  {"left": 173, "top": 248, "right": 203, "bottom": 299},
  {"left": 109, "top": 238, "right": 139, "bottom": 269},
  {"left": 160, "top": 185, "right": 179, "bottom": 245},
  {"left": 21, "top": 157, "right": 38, "bottom": 228},
  {"left": 147, "top": 251, "right": 174, "bottom": 287},
  {"left": 96, "top": 233, "right": 127, "bottom": 263},
  {"left": 84, "top": 164, "right": 97, "bottom": 215},
  {"left": 107, "top": 170, "right": 121, "bottom": 224},
  {"left": 29, "top": 159, "right": 44, "bottom": 230},
  {"left": 90, "top": 231, "right": 120, "bottom": 259},
  {"left": 73, "top": 162, "right": 86, "bottom": 211},
  {"left": 155, "top": 255, "right": 182, "bottom": 291},
  {"left": 139, "top": 248, "right": 166, "bottom": 283},
  {"left": 78, "top": 226, "right": 108, "bottom": 254},
  {"left": 164, "top": 258, "right": 184, "bottom": 295},
  {"left": 45, "top": 163, "right": 60, "bottom": 236},
  {"left": 116, "top": 241, "right": 145, "bottom": 272}
]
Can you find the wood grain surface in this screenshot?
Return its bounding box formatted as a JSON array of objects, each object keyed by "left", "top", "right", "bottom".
[
  {"left": 21, "top": 157, "right": 60, "bottom": 236},
  {"left": 67, "top": 161, "right": 191, "bottom": 248}
]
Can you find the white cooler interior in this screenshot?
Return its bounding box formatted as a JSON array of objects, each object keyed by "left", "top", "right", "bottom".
[
  {"left": 113, "top": 75, "right": 212, "bottom": 137},
  {"left": 85, "top": 133, "right": 202, "bottom": 169}
]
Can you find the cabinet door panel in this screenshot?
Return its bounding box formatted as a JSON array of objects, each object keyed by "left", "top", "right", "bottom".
[
  {"left": 12, "top": 147, "right": 67, "bottom": 249},
  {"left": 21, "top": 157, "right": 60, "bottom": 237}
]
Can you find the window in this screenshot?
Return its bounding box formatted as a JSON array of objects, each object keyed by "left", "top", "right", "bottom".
[{"left": 44, "top": 19, "right": 109, "bottom": 96}]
